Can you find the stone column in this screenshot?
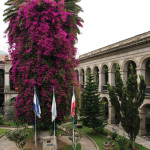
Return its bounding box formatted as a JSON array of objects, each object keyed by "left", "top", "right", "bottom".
[
  {"left": 84, "top": 73, "right": 87, "bottom": 85},
  {"left": 108, "top": 102, "right": 116, "bottom": 124},
  {"left": 101, "top": 73, "right": 105, "bottom": 92},
  {"left": 108, "top": 71, "right": 115, "bottom": 85},
  {"left": 122, "top": 69, "right": 127, "bottom": 86},
  {"left": 4, "top": 71, "right": 10, "bottom": 93},
  {"left": 78, "top": 73, "right": 80, "bottom": 84},
  {"left": 136, "top": 68, "right": 146, "bottom": 83},
  {"left": 99, "top": 72, "right": 102, "bottom": 92},
  {"left": 139, "top": 108, "right": 147, "bottom": 136}
]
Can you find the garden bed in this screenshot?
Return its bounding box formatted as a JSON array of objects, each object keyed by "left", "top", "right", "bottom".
[{"left": 62, "top": 123, "right": 149, "bottom": 150}]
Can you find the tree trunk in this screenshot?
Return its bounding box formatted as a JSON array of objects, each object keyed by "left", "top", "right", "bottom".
[{"left": 132, "top": 140, "right": 135, "bottom": 150}]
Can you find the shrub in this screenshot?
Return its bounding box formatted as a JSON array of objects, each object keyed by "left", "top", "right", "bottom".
[
  {"left": 111, "top": 128, "right": 118, "bottom": 140},
  {"left": 117, "top": 136, "right": 128, "bottom": 150},
  {"left": 6, "top": 128, "right": 30, "bottom": 150},
  {"left": 76, "top": 143, "right": 81, "bottom": 150},
  {"left": 0, "top": 114, "right": 4, "bottom": 125}
]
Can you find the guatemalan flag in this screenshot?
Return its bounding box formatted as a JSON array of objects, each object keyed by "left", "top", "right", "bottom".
[
  {"left": 71, "top": 86, "right": 76, "bottom": 117},
  {"left": 33, "top": 86, "right": 41, "bottom": 118},
  {"left": 52, "top": 86, "right": 57, "bottom": 122}
]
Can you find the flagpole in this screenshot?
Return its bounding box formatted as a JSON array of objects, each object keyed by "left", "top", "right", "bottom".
[
  {"left": 35, "top": 113, "right": 37, "bottom": 150},
  {"left": 73, "top": 110, "right": 74, "bottom": 150},
  {"left": 54, "top": 119, "right": 56, "bottom": 150}
]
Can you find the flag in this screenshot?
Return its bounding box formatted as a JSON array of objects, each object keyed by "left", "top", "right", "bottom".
[
  {"left": 52, "top": 86, "right": 57, "bottom": 122},
  {"left": 71, "top": 86, "right": 76, "bottom": 117},
  {"left": 33, "top": 86, "right": 41, "bottom": 118}
]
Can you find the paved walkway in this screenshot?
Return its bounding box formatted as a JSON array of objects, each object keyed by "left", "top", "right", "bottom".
[
  {"left": 80, "top": 136, "right": 98, "bottom": 150},
  {"left": 58, "top": 124, "right": 98, "bottom": 150},
  {"left": 106, "top": 124, "right": 150, "bottom": 149},
  {"left": 0, "top": 135, "right": 19, "bottom": 150},
  {"left": 59, "top": 135, "right": 98, "bottom": 150}
]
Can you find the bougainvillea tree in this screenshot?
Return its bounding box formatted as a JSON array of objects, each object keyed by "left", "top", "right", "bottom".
[{"left": 4, "top": 0, "right": 83, "bottom": 128}]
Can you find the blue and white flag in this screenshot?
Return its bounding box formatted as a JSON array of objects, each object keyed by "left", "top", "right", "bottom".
[
  {"left": 33, "top": 86, "right": 41, "bottom": 118},
  {"left": 52, "top": 86, "right": 57, "bottom": 122}
]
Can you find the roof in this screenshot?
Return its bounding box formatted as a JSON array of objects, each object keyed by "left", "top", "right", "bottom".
[{"left": 79, "top": 31, "right": 150, "bottom": 61}]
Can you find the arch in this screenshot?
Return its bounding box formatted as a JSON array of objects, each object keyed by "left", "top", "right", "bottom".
[
  {"left": 110, "top": 63, "right": 120, "bottom": 86},
  {"left": 80, "top": 68, "right": 85, "bottom": 89},
  {"left": 139, "top": 55, "right": 150, "bottom": 69},
  {"left": 140, "top": 57, "right": 150, "bottom": 95},
  {"left": 86, "top": 67, "right": 91, "bottom": 82},
  {"left": 101, "top": 97, "right": 109, "bottom": 119},
  {"left": 101, "top": 64, "right": 109, "bottom": 91},
  {"left": 141, "top": 104, "right": 150, "bottom": 135},
  {"left": 0, "top": 94, "right": 4, "bottom": 114},
  {"left": 9, "top": 67, "right": 15, "bottom": 91},
  {"left": 10, "top": 97, "right": 16, "bottom": 106},
  {"left": 93, "top": 66, "right": 99, "bottom": 86},
  {"left": 75, "top": 70, "right": 79, "bottom": 81},
  {"left": 86, "top": 67, "right": 91, "bottom": 75},
  {"left": 0, "top": 69, "right": 4, "bottom": 95},
  {"left": 122, "top": 60, "right": 137, "bottom": 85},
  {"left": 145, "top": 59, "right": 150, "bottom": 86},
  {"left": 122, "top": 58, "right": 137, "bottom": 71},
  {"left": 79, "top": 68, "right": 85, "bottom": 76},
  {"left": 100, "top": 63, "right": 109, "bottom": 73},
  {"left": 110, "top": 62, "right": 120, "bottom": 72}
]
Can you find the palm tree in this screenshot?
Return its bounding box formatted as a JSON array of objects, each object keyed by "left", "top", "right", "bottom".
[{"left": 3, "top": 0, "right": 83, "bottom": 36}]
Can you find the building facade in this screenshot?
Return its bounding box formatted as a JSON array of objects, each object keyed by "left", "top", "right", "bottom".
[
  {"left": 0, "top": 32, "right": 150, "bottom": 135},
  {"left": 75, "top": 31, "right": 150, "bottom": 136},
  {"left": 0, "top": 53, "right": 17, "bottom": 120}
]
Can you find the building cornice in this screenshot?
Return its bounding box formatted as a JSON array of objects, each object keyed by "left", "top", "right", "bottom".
[{"left": 79, "top": 31, "right": 150, "bottom": 62}]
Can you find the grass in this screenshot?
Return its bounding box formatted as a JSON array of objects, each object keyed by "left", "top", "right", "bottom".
[
  {"left": 3, "top": 121, "right": 28, "bottom": 127},
  {"left": 3, "top": 121, "right": 17, "bottom": 126},
  {"left": 58, "top": 142, "right": 81, "bottom": 150},
  {"left": 79, "top": 126, "right": 150, "bottom": 150},
  {"left": 76, "top": 143, "right": 81, "bottom": 150},
  {"left": 59, "top": 145, "right": 72, "bottom": 150},
  {"left": 0, "top": 129, "right": 9, "bottom": 136},
  {"left": 63, "top": 123, "right": 149, "bottom": 150}
]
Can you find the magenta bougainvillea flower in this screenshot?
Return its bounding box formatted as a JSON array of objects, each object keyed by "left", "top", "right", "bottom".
[{"left": 7, "top": 0, "right": 82, "bottom": 126}]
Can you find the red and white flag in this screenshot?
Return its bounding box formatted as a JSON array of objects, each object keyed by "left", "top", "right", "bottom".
[{"left": 71, "top": 86, "right": 76, "bottom": 117}]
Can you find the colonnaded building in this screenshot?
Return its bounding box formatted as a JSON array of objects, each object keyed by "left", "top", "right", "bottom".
[
  {"left": 75, "top": 31, "right": 150, "bottom": 136},
  {"left": 0, "top": 31, "right": 150, "bottom": 136}
]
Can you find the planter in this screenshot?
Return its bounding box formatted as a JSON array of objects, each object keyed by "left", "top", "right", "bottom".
[{"left": 38, "top": 130, "right": 50, "bottom": 141}]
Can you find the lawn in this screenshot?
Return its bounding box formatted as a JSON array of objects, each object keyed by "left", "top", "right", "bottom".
[
  {"left": 3, "top": 121, "right": 28, "bottom": 127},
  {"left": 0, "top": 129, "right": 9, "bottom": 136},
  {"left": 63, "top": 123, "right": 150, "bottom": 150}
]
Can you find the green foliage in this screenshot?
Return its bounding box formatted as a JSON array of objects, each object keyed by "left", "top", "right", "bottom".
[
  {"left": 76, "top": 143, "right": 81, "bottom": 150},
  {"left": 0, "top": 114, "right": 4, "bottom": 125},
  {"left": 117, "top": 136, "right": 128, "bottom": 150},
  {"left": 6, "top": 128, "right": 30, "bottom": 150},
  {"left": 65, "top": 126, "right": 82, "bottom": 146},
  {"left": 111, "top": 128, "right": 118, "bottom": 140},
  {"left": 107, "top": 64, "right": 146, "bottom": 149},
  {"left": 80, "top": 73, "right": 107, "bottom": 131}
]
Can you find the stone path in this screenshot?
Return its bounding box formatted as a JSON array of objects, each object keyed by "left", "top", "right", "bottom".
[
  {"left": 80, "top": 136, "right": 98, "bottom": 150},
  {"left": 106, "top": 124, "right": 150, "bottom": 149},
  {"left": 59, "top": 135, "right": 98, "bottom": 150},
  {"left": 0, "top": 135, "right": 19, "bottom": 150}
]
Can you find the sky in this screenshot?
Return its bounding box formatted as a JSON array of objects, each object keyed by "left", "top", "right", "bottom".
[{"left": 0, "top": 0, "right": 150, "bottom": 57}]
